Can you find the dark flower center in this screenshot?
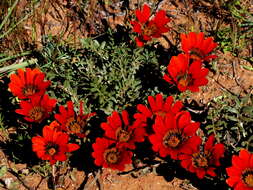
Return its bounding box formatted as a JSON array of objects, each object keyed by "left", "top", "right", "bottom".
[
  {"left": 22, "top": 84, "right": 38, "bottom": 97},
  {"left": 163, "top": 130, "right": 183, "bottom": 148},
  {"left": 104, "top": 147, "right": 121, "bottom": 164},
  {"left": 189, "top": 48, "right": 205, "bottom": 61},
  {"left": 66, "top": 116, "right": 85, "bottom": 134},
  {"left": 29, "top": 106, "right": 45, "bottom": 121},
  {"left": 242, "top": 169, "right": 253, "bottom": 187},
  {"left": 192, "top": 151, "right": 211, "bottom": 168},
  {"left": 177, "top": 74, "right": 193, "bottom": 87},
  {"left": 143, "top": 23, "right": 157, "bottom": 37},
  {"left": 46, "top": 143, "right": 59, "bottom": 156},
  {"left": 116, "top": 128, "right": 132, "bottom": 143}
]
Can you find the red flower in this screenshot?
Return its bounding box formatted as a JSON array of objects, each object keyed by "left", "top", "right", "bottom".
[
  {"left": 163, "top": 53, "right": 209, "bottom": 92},
  {"left": 149, "top": 111, "right": 200, "bottom": 159},
  {"left": 92, "top": 137, "right": 133, "bottom": 171},
  {"left": 16, "top": 94, "right": 57, "bottom": 123},
  {"left": 32, "top": 126, "right": 80, "bottom": 165},
  {"left": 180, "top": 32, "right": 218, "bottom": 62},
  {"left": 55, "top": 101, "right": 96, "bottom": 138},
  {"left": 131, "top": 4, "right": 170, "bottom": 47},
  {"left": 101, "top": 110, "right": 146, "bottom": 149},
  {"left": 134, "top": 94, "right": 183, "bottom": 123},
  {"left": 226, "top": 149, "right": 253, "bottom": 189},
  {"left": 179, "top": 135, "right": 225, "bottom": 179},
  {"left": 46, "top": 120, "right": 61, "bottom": 131},
  {"left": 9, "top": 68, "right": 51, "bottom": 99}
]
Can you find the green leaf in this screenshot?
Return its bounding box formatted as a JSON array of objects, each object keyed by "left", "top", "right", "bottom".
[
  {"left": 242, "top": 65, "right": 253, "bottom": 71},
  {"left": 0, "top": 166, "right": 7, "bottom": 178},
  {"left": 242, "top": 106, "right": 253, "bottom": 116}
]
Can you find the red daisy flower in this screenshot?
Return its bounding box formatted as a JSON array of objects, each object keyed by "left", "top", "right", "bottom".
[
  {"left": 179, "top": 134, "right": 225, "bottom": 179},
  {"left": 54, "top": 101, "right": 96, "bottom": 138},
  {"left": 92, "top": 137, "right": 133, "bottom": 171},
  {"left": 46, "top": 120, "right": 61, "bottom": 131},
  {"left": 9, "top": 68, "right": 51, "bottom": 99},
  {"left": 163, "top": 53, "right": 209, "bottom": 92},
  {"left": 180, "top": 32, "right": 218, "bottom": 62},
  {"left": 226, "top": 149, "right": 253, "bottom": 189},
  {"left": 134, "top": 94, "right": 183, "bottom": 123},
  {"left": 149, "top": 111, "right": 200, "bottom": 159},
  {"left": 131, "top": 4, "right": 170, "bottom": 47},
  {"left": 32, "top": 126, "right": 80, "bottom": 165},
  {"left": 101, "top": 110, "right": 146, "bottom": 150},
  {"left": 16, "top": 94, "right": 57, "bottom": 123}
]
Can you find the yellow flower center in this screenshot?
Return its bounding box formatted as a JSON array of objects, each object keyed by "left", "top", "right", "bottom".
[
  {"left": 65, "top": 116, "right": 85, "bottom": 134},
  {"left": 192, "top": 151, "right": 211, "bottom": 168},
  {"left": 190, "top": 48, "right": 205, "bottom": 61},
  {"left": 116, "top": 128, "right": 132, "bottom": 143},
  {"left": 48, "top": 148, "right": 56, "bottom": 156},
  {"left": 22, "top": 84, "right": 38, "bottom": 97},
  {"left": 29, "top": 107, "right": 45, "bottom": 121},
  {"left": 243, "top": 169, "right": 253, "bottom": 187},
  {"left": 163, "top": 130, "right": 183, "bottom": 148},
  {"left": 46, "top": 143, "right": 59, "bottom": 156},
  {"left": 104, "top": 147, "right": 120, "bottom": 164},
  {"left": 177, "top": 74, "right": 193, "bottom": 87},
  {"left": 142, "top": 23, "right": 157, "bottom": 37},
  {"left": 155, "top": 111, "right": 167, "bottom": 117}
]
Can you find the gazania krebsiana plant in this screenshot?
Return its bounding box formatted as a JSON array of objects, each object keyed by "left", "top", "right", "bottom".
[
  {"left": 54, "top": 101, "right": 96, "bottom": 138},
  {"left": 131, "top": 4, "right": 170, "bottom": 47},
  {"left": 101, "top": 110, "right": 146, "bottom": 150},
  {"left": 92, "top": 137, "right": 133, "bottom": 171},
  {"left": 180, "top": 32, "right": 218, "bottom": 62},
  {"left": 163, "top": 53, "right": 209, "bottom": 92},
  {"left": 178, "top": 135, "right": 225, "bottom": 179},
  {"left": 149, "top": 111, "right": 200, "bottom": 159},
  {"left": 32, "top": 125, "right": 80, "bottom": 165},
  {"left": 8, "top": 68, "right": 51, "bottom": 99},
  {"left": 16, "top": 94, "right": 57, "bottom": 123},
  {"left": 134, "top": 94, "right": 183, "bottom": 123},
  {"left": 226, "top": 149, "right": 253, "bottom": 190},
  {"left": 46, "top": 120, "right": 61, "bottom": 131}
]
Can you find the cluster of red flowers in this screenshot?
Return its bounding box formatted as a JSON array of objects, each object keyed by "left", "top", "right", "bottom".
[
  {"left": 91, "top": 93, "right": 225, "bottom": 179},
  {"left": 131, "top": 4, "right": 218, "bottom": 93},
  {"left": 9, "top": 68, "right": 57, "bottom": 123},
  {"left": 92, "top": 110, "right": 146, "bottom": 171},
  {"left": 163, "top": 33, "right": 217, "bottom": 92},
  {"left": 8, "top": 68, "right": 97, "bottom": 165},
  {"left": 136, "top": 94, "right": 225, "bottom": 179},
  {"left": 31, "top": 98, "right": 98, "bottom": 165},
  {"left": 6, "top": 4, "right": 251, "bottom": 190}
]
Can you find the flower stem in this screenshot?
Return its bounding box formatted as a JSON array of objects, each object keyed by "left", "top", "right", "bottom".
[{"left": 52, "top": 164, "right": 56, "bottom": 190}]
